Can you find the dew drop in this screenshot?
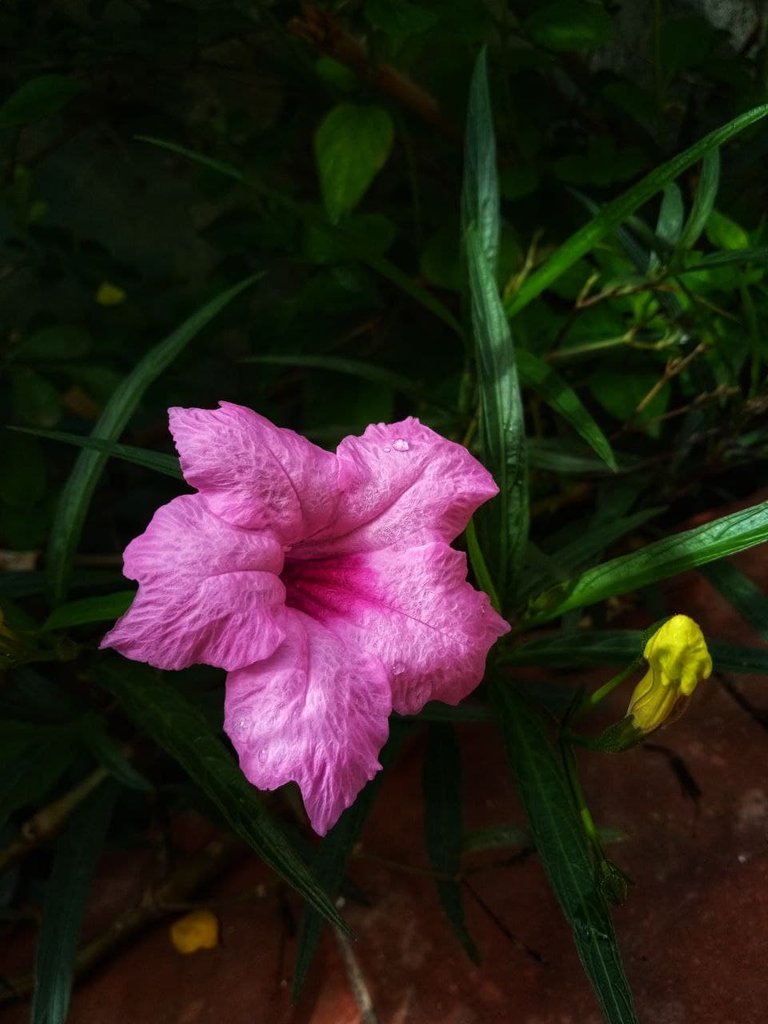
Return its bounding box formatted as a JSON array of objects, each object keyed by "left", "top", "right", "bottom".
[
  {"left": 392, "top": 661, "right": 405, "bottom": 676},
  {"left": 392, "top": 438, "right": 410, "bottom": 452},
  {"left": 383, "top": 446, "right": 391, "bottom": 453}
]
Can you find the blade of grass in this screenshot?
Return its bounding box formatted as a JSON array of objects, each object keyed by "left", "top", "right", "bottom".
[
  {"left": 463, "top": 52, "right": 527, "bottom": 602},
  {"left": 292, "top": 723, "right": 410, "bottom": 995},
  {"left": 517, "top": 351, "right": 616, "bottom": 470},
  {"left": 504, "top": 104, "right": 768, "bottom": 317},
  {"left": 31, "top": 781, "right": 117, "bottom": 1024},
  {"left": 700, "top": 561, "right": 768, "bottom": 642},
  {"left": 523, "top": 499, "right": 768, "bottom": 624},
  {"left": 139, "top": 136, "right": 461, "bottom": 336},
  {"left": 99, "top": 660, "right": 344, "bottom": 930},
  {"left": 47, "top": 276, "right": 256, "bottom": 603},
  {"left": 423, "top": 723, "right": 478, "bottom": 960},
  {"left": 492, "top": 682, "right": 638, "bottom": 1024},
  {"left": 503, "top": 629, "right": 768, "bottom": 676},
  {"left": 678, "top": 148, "right": 720, "bottom": 249},
  {"left": 13, "top": 427, "right": 183, "bottom": 480},
  {"left": 241, "top": 353, "right": 422, "bottom": 397}
]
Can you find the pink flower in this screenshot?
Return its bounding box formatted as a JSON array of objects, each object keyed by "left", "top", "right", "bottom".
[{"left": 101, "top": 404, "right": 510, "bottom": 834}]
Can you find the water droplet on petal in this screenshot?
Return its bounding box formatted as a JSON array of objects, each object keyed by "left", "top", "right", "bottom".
[
  {"left": 383, "top": 446, "right": 391, "bottom": 453},
  {"left": 392, "top": 661, "right": 405, "bottom": 676},
  {"left": 393, "top": 438, "right": 410, "bottom": 452}
]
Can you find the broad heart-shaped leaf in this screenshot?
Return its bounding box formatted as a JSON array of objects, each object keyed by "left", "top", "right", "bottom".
[
  {"left": 31, "top": 782, "right": 117, "bottom": 1024},
  {"left": 0, "top": 74, "right": 83, "bottom": 127},
  {"left": 523, "top": 499, "right": 768, "bottom": 624},
  {"left": 463, "top": 52, "right": 528, "bottom": 604},
  {"left": 98, "top": 660, "right": 344, "bottom": 930},
  {"left": 493, "top": 682, "right": 639, "bottom": 1024},
  {"left": 46, "top": 275, "right": 256, "bottom": 603},
  {"left": 504, "top": 103, "right": 768, "bottom": 318},
  {"left": 423, "top": 723, "right": 477, "bottom": 961},
  {"left": 315, "top": 104, "right": 394, "bottom": 224},
  {"left": 525, "top": 0, "right": 614, "bottom": 52}
]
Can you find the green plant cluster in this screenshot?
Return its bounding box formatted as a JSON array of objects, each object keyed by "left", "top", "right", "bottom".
[{"left": 2, "top": 3, "right": 768, "bottom": 1023}]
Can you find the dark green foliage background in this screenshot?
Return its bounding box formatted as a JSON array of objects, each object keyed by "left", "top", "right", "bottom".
[{"left": 2, "top": 3, "right": 768, "bottom": 1022}]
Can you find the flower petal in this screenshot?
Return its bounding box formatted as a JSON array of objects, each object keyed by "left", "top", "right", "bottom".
[
  {"left": 224, "top": 611, "right": 391, "bottom": 835},
  {"left": 101, "top": 494, "right": 285, "bottom": 671},
  {"left": 282, "top": 541, "right": 510, "bottom": 714},
  {"left": 298, "top": 418, "right": 498, "bottom": 557},
  {"left": 169, "top": 402, "right": 340, "bottom": 543}
]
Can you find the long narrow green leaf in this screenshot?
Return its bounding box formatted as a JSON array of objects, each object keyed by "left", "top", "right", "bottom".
[
  {"left": 241, "top": 353, "right": 421, "bottom": 397},
  {"left": 31, "top": 782, "right": 117, "bottom": 1024},
  {"left": 503, "top": 628, "right": 768, "bottom": 676},
  {"left": 700, "top": 561, "right": 768, "bottom": 641},
  {"left": 47, "top": 276, "right": 256, "bottom": 602},
  {"left": 41, "top": 591, "right": 135, "bottom": 632},
  {"left": 138, "top": 136, "right": 462, "bottom": 336},
  {"left": 524, "top": 499, "right": 768, "bottom": 624},
  {"left": 678, "top": 148, "right": 720, "bottom": 249},
  {"left": 493, "top": 683, "right": 638, "bottom": 1024},
  {"left": 462, "top": 53, "right": 527, "bottom": 601},
  {"left": 14, "top": 427, "right": 183, "bottom": 480},
  {"left": 423, "top": 723, "right": 477, "bottom": 960},
  {"left": 99, "top": 660, "right": 344, "bottom": 930},
  {"left": 293, "top": 724, "right": 409, "bottom": 995},
  {"left": 504, "top": 104, "right": 768, "bottom": 317},
  {"left": 517, "top": 351, "right": 616, "bottom": 470}
]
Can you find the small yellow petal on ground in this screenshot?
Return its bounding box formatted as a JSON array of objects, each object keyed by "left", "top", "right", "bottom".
[
  {"left": 95, "top": 281, "right": 126, "bottom": 306},
  {"left": 169, "top": 909, "right": 220, "bottom": 954}
]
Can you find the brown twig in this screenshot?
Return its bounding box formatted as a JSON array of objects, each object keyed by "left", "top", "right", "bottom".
[
  {"left": 288, "top": 4, "right": 460, "bottom": 141},
  {"left": 0, "top": 832, "right": 246, "bottom": 1003},
  {"left": 0, "top": 766, "right": 111, "bottom": 876}
]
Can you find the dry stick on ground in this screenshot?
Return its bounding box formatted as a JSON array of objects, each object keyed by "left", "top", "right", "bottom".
[
  {"left": 288, "top": 3, "right": 460, "bottom": 142},
  {"left": 0, "top": 765, "right": 112, "bottom": 876},
  {"left": 0, "top": 832, "right": 246, "bottom": 1002}
]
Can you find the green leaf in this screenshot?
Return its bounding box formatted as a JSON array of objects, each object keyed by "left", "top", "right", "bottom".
[
  {"left": 0, "top": 74, "right": 83, "bottom": 127},
  {"left": 464, "top": 518, "right": 501, "bottom": 612},
  {"left": 705, "top": 209, "right": 750, "bottom": 251},
  {"left": 493, "top": 683, "right": 638, "bottom": 1024},
  {"left": 679, "top": 148, "right": 720, "bottom": 249},
  {"left": 241, "top": 353, "right": 421, "bottom": 398},
  {"left": 503, "top": 629, "right": 768, "bottom": 677},
  {"left": 11, "top": 326, "right": 92, "bottom": 363},
  {"left": 463, "top": 52, "right": 528, "bottom": 602},
  {"left": 675, "top": 247, "right": 768, "bottom": 272},
  {"left": 138, "top": 136, "right": 461, "bottom": 336},
  {"left": 31, "top": 783, "right": 117, "bottom": 1024},
  {"left": 700, "top": 561, "right": 768, "bottom": 642},
  {"left": 99, "top": 660, "right": 343, "bottom": 929},
  {"left": 524, "top": 499, "right": 768, "bottom": 624},
  {"left": 364, "top": 0, "right": 438, "bottom": 35},
  {"left": 504, "top": 105, "right": 768, "bottom": 317},
  {"left": 525, "top": 1, "right": 614, "bottom": 52},
  {"left": 462, "top": 823, "right": 530, "bottom": 854},
  {"left": 462, "top": 50, "right": 500, "bottom": 270},
  {"left": 423, "top": 723, "right": 477, "bottom": 960},
  {"left": 13, "top": 426, "right": 183, "bottom": 480},
  {"left": 79, "top": 716, "right": 153, "bottom": 792},
  {"left": 0, "top": 721, "right": 80, "bottom": 829},
  {"left": 517, "top": 351, "right": 616, "bottom": 470},
  {"left": 46, "top": 275, "right": 256, "bottom": 603},
  {"left": 292, "top": 725, "right": 410, "bottom": 995},
  {"left": 655, "top": 184, "right": 685, "bottom": 248},
  {"left": 315, "top": 104, "right": 394, "bottom": 223},
  {"left": 41, "top": 591, "right": 135, "bottom": 632}
]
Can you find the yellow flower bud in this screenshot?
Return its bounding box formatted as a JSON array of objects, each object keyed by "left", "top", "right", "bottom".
[
  {"left": 627, "top": 615, "right": 712, "bottom": 734},
  {"left": 169, "top": 909, "right": 219, "bottom": 954},
  {"left": 95, "top": 281, "right": 126, "bottom": 306}
]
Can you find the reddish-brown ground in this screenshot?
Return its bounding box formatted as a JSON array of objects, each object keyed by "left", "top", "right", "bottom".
[{"left": 2, "top": 542, "right": 768, "bottom": 1024}]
